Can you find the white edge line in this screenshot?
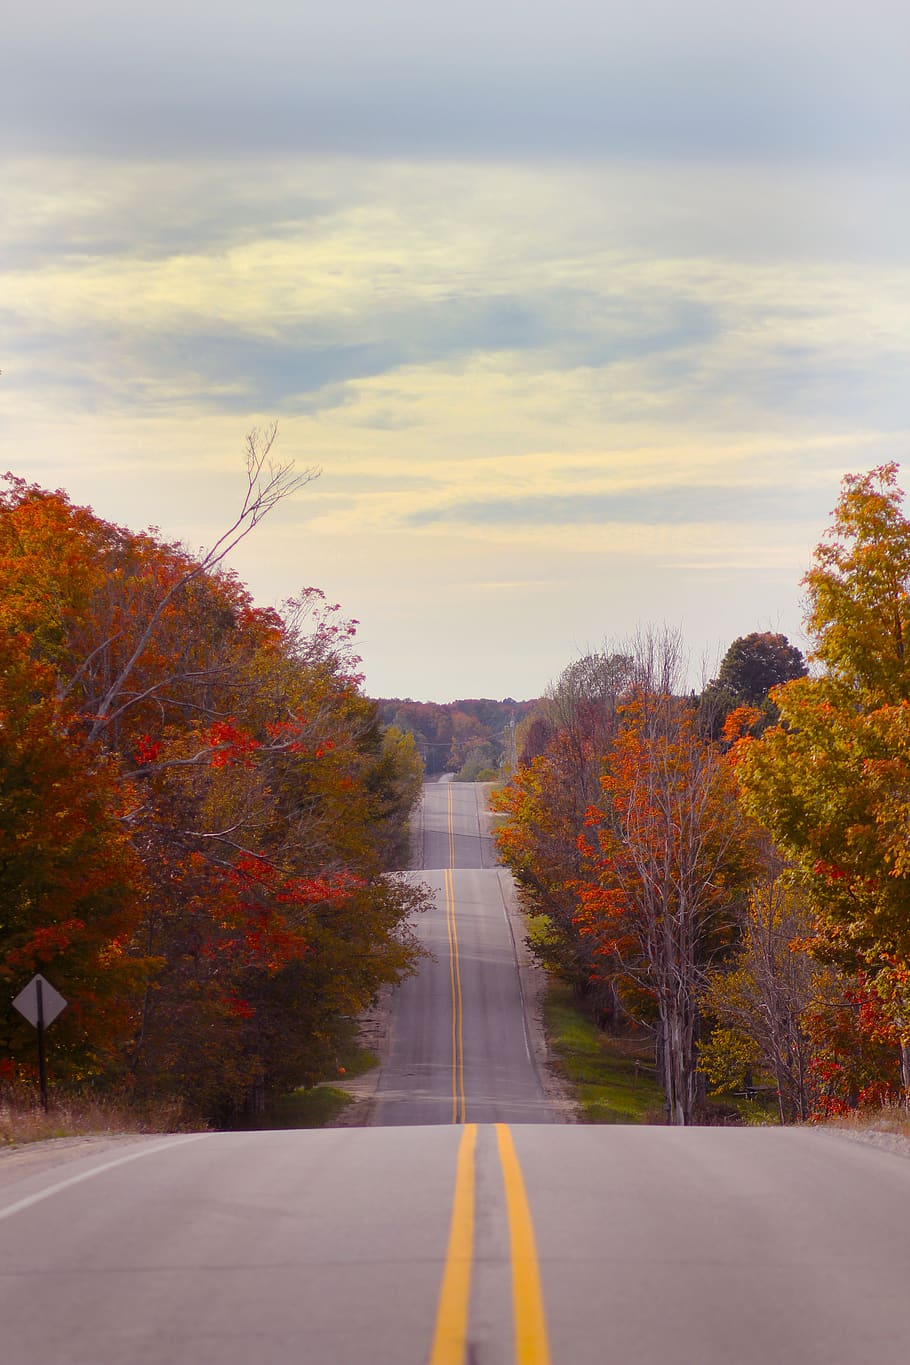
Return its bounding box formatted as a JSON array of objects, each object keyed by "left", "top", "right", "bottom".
[{"left": 0, "top": 1134, "right": 208, "bottom": 1223}]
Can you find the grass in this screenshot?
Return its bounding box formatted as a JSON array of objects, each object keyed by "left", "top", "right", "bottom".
[
  {"left": 0, "top": 1082, "right": 355, "bottom": 1142},
  {"left": 1, "top": 1025, "right": 381, "bottom": 1144},
  {"left": 718, "top": 1092, "right": 780, "bottom": 1126},
  {"left": 826, "top": 1102, "right": 910, "bottom": 1139},
  {"left": 336, "top": 1039, "right": 380, "bottom": 1081},
  {"left": 0, "top": 1089, "right": 199, "bottom": 1147},
  {"left": 260, "top": 1034, "right": 380, "bottom": 1131},
  {"left": 543, "top": 979, "right": 666, "bottom": 1124},
  {"left": 524, "top": 908, "right": 665, "bottom": 1124},
  {"left": 528, "top": 913, "right": 780, "bottom": 1126},
  {"left": 265, "top": 1085, "right": 354, "bottom": 1129},
  {"left": 544, "top": 984, "right": 788, "bottom": 1126}
]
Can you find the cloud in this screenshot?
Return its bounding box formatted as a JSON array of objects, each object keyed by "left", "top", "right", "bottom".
[
  {"left": 3, "top": 144, "right": 910, "bottom": 698},
  {"left": 404, "top": 484, "right": 824, "bottom": 529},
  {"left": 3, "top": 2, "right": 910, "bottom": 163},
  {"left": 15, "top": 162, "right": 907, "bottom": 438}
]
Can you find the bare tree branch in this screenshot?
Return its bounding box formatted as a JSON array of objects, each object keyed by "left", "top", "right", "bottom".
[{"left": 87, "top": 426, "right": 318, "bottom": 742}]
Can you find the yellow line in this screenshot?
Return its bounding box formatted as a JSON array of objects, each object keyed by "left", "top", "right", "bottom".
[
  {"left": 448, "top": 780, "right": 456, "bottom": 868},
  {"left": 444, "top": 866, "right": 466, "bottom": 1124},
  {"left": 451, "top": 869, "right": 465, "bottom": 1123},
  {"left": 495, "top": 1125, "right": 552, "bottom": 1365},
  {"left": 445, "top": 868, "right": 458, "bottom": 1124},
  {"left": 445, "top": 785, "right": 465, "bottom": 1124},
  {"left": 428, "top": 1123, "right": 478, "bottom": 1365}
]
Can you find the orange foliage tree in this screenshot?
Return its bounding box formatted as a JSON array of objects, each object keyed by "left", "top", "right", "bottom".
[
  {"left": 492, "top": 653, "right": 631, "bottom": 1010},
  {"left": 578, "top": 682, "right": 756, "bottom": 1125},
  {"left": 0, "top": 445, "right": 427, "bottom": 1119},
  {"left": 0, "top": 630, "right": 148, "bottom": 1080}
]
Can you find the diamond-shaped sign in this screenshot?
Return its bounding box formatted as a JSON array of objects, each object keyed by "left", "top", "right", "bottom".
[{"left": 12, "top": 974, "right": 67, "bottom": 1029}]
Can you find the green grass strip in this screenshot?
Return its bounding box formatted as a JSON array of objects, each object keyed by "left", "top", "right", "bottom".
[{"left": 544, "top": 981, "right": 665, "bottom": 1124}]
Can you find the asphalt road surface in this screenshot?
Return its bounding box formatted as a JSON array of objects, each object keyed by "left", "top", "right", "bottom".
[
  {"left": 4, "top": 781, "right": 910, "bottom": 1362},
  {"left": 374, "top": 779, "right": 552, "bottom": 1125},
  {"left": 3, "top": 1123, "right": 910, "bottom": 1363}
]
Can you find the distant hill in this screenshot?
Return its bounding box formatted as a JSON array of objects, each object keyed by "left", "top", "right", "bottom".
[{"left": 374, "top": 697, "right": 538, "bottom": 776}]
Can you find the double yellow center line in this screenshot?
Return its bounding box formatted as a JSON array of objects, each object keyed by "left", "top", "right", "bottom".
[
  {"left": 429, "top": 1124, "right": 552, "bottom": 1365},
  {"left": 432, "top": 785, "right": 550, "bottom": 1364}
]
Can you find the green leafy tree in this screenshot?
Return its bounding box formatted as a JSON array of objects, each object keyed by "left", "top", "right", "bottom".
[
  {"left": 701, "top": 632, "right": 806, "bottom": 737},
  {"left": 716, "top": 632, "right": 807, "bottom": 704},
  {"left": 364, "top": 725, "right": 425, "bottom": 867}
]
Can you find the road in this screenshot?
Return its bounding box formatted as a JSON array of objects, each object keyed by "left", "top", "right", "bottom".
[
  {"left": 374, "top": 779, "right": 552, "bottom": 1126},
  {"left": 4, "top": 780, "right": 910, "bottom": 1362},
  {"left": 3, "top": 1123, "right": 910, "bottom": 1362}
]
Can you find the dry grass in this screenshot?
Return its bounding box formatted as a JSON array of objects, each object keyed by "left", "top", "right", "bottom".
[
  {"left": 0, "top": 1087, "right": 203, "bottom": 1146},
  {"left": 826, "top": 1102, "right": 910, "bottom": 1140}
]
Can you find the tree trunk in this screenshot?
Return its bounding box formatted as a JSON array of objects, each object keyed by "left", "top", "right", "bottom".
[
  {"left": 662, "top": 994, "right": 699, "bottom": 1126},
  {"left": 900, "top": 1041, "right": 910, "bottom": 1097}
]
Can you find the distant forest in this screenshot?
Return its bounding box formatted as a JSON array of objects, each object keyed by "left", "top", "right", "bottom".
[{"left": 375, "top": 698, "right": 538, "bottom": 779}]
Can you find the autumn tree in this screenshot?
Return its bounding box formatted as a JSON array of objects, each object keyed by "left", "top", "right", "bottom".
[
  {"left": 366, "top": 726, "right": 425, "bottom": 867},
  {"left": 801, "top": 970, "right": 902, "bottom": 1115},
  {"left": 543, "top": 651, "right": 632, "bottom": 792},
  {"left": 516, "top": 714, "right": 554, "bottom": 767},
  {"left": 0, "top": 631, "right": 148, "bottom": 1080},
  {"left": 493, "top": 733, "right": 609, "bottom": 1001},
  {"left": 578, "top": 635, "right": 756, "bottom": 1125},
  {"left": 717, "top": 632, "right": 807, "bottom": 704},
  {"left": 445, "top": 713, "right": 504, "bottom": 778},
  {"left": 378, "top": 699, "right": 536, "bottom": 775},
  {"left": 381, "top": 702, "right": 454, "bottom": 775},
  {"left": 492, "top": 652, "right": 634, "bottom": 1011},
  {"left": 114, "top": 580, "right": 427, "bottom": 1118},
  {"left": 736, "top": 464, "right": 910, "bottom": 1093},
  {"left": 0, "top": 446, "right": 428, "bottom": 1119},
  {"left": 699, "top": 856, "right": 818, "bottom": 1122}
]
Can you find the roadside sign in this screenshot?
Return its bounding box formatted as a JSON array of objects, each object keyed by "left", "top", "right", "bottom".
[
  {"left": 12, "top": 975, "right": 68, "bottom": 1111},
  {"left": 13, "top": 975, "right": 67, "bottom": 1029}
]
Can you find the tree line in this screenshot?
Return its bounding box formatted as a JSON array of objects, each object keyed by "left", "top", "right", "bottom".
[
  {"left": 494, "top": 464, "right": 910, "bottom": 1125},
  {"left": 376, "top": 697, "right": 537, "bottom": 779},
  {"left": 0, "top": 436, "right": 428, "bottom": 1124}
]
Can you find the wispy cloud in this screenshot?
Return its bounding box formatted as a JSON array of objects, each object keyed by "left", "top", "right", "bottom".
[
  {"left": 405, "top": 484, "right": 824, "bottom": 529},
  {"left": 6, "top": 164, "right": 909, "bottom": 439}
]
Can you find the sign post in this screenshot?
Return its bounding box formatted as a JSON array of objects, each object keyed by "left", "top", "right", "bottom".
[{"left": 12, "top": 975, "right": 68, "bottom": 1112}]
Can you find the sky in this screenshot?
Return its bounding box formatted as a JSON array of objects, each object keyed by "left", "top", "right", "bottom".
[{"left": 3, "top": 1, "right": 910, "bottom": 701}]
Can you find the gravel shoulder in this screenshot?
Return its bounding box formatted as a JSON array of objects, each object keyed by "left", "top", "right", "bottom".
[
  {"left": 0, "top": 1134, "right": 161, "bottom": 1189},
  {"left": 827, "top": 1121, "right": 910, "bottom": 1160},
  {"left": 326, "top": 985, "right": 394, "bottom": 1128}
]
